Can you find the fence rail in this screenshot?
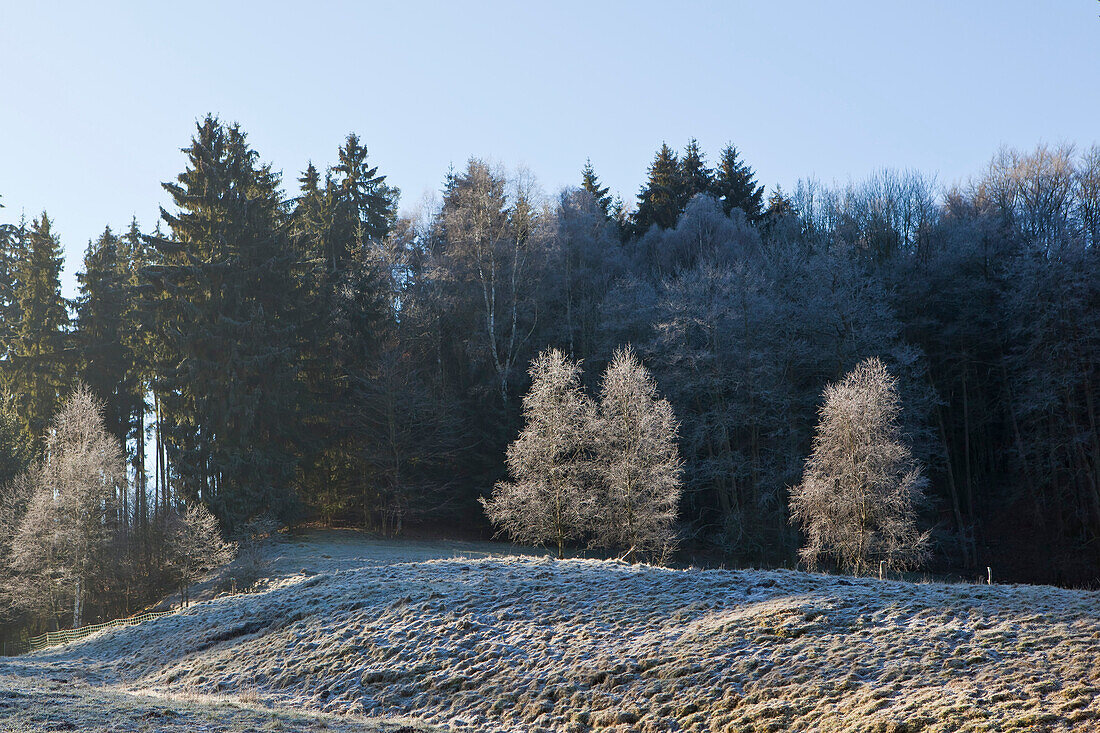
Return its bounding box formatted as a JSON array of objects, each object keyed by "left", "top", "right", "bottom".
[{"left": 2, "top": 610, "right": 174, "bottom": 656}]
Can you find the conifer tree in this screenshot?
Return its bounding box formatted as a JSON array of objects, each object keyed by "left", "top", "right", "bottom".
[
  {"left": 291, "top": 162, "right": 328, "bottom": 265},
  {"left": 117, "top": 218, "right": 154, "bottom": 526},
  {"left": 580, "top": 158, "right": 613, "bottom": 218},
  {"left": 327, "top": 133, "right": 398, "bottom": 269},
  {"left": 0, "top": 403, "right": 30, "bottom": 487},
  {"left": 75, "top": 227, "right": 133, "bottom": 447},
  {"left": 679, "top": 138, "right": 713, "bottom": 201},
  {"left": 146, "top": 115, "right": 305, "bottom": 530},
  {"left": 0, "top": 198, "right": 19, "bottom": 363},
  {"left": 632, "top": 143, "right": 685, "bottom": 235},
  {"left": 711, "top": 144, "right": 765, "bottom": 222},
  {"left": 6, "top": 213, "right": 70, "bottom": 449}
]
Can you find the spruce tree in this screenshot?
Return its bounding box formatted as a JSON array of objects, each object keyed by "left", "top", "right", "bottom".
[
  {"left": 764, "top": 185, "right": 797, "bottom": 221},
  {"left": 632, "top": 143, "right": 684, "bottom": 235},
  {"left": 327, "top": 133, "right": 398, "bottom": 270},
  {"left": 117, "top": 218, "right": 154, "bottom": 529},
  {"left": 290, "top": 140, "right": 398, "bottom": 526},
  {"left": 0, "top": 197, "right": 18, "bottom": 363},
  {"left": 75, "top": 227, "right": 133, "bottom": 447},
  {"left": 6, "top": 213, "right": 70, "bottom": 449},
  {"left": 711, "top": 144, "right": 765, "bottom": 222},
  {"left": 146, "top": 116, "right": 305, "bottom": 530},
  {"left": 679, "top": 138, "right": 713, "bottom": 202},
  {"left": 580, "top": 158, "right": 613, "bottom": 218}
]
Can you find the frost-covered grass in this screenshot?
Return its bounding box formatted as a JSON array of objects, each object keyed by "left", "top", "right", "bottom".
[{"left": 3, "top": 529, "right": 1099, "bottom": 732}]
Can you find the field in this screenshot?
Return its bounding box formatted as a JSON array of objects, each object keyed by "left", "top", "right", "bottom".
[{"left": 2, "top": 530, "right": 1099, "bottom": 732}]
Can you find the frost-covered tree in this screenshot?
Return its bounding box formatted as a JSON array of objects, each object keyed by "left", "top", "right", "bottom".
[
  {"left": 435, "top": 159, "right": 546, "bottom": 404},
  {"left": 594, "top": 346, "right": 683, "bottom": 562},
  {"left": 789, "top": 358, "right": 928, "bottom": 573},
  {"left": 165, "top": 502, "right": 236, "bottom": 607},
  {"left": 10, "top": 385, "right": 126, "bottom": 628},
  {"left": 481, "top": 349, "right": 596, "bottom": 558}
]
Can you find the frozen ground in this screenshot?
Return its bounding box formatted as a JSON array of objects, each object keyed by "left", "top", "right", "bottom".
[{"left": 2, "top": 529, "right": 1099, "bottom": 732}]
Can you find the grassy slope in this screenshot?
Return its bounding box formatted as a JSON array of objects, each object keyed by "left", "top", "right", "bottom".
[{"left": 2, "top": 530, "right": 1098, "bottom": 732}]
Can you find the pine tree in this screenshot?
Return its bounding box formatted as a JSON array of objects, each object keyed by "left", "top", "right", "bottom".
[
  {"left": 679, "top": 138, "right": 713, "bottom": 201},
  {"left": 290, "top": 163, "right": 328, "bottom": 262},
  {"left": 6, "top": 213, "right": 70, "bottom": 449},
  {"left": 580, "top": 158, "right": 613, "bottom": 218},
  {"left": 632, "top": 143, "right": 685, "bottom": 235},
  {"left": 712, "top": 144, "right": 765, "bottom": 222},
  {"left": 145, "top": 115, "right": 306, "bottom": 530}
]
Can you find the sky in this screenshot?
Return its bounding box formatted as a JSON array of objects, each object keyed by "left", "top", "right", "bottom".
[{"left": 1, "top": 1, "right": 1098, "bottom": 295}]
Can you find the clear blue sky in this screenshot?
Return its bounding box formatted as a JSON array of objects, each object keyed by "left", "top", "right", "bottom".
[{"left": 1, "top": 1, "right": 1098, "bottom": 295}]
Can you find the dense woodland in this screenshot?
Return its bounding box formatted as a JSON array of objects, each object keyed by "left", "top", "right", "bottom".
[{"left": 1, "top": 116, "right": 1098, "bottom": 623}]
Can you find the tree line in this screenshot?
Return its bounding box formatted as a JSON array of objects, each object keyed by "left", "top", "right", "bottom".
[{"left": 1, "top": 118, "right": 1098, "bottom": 594}]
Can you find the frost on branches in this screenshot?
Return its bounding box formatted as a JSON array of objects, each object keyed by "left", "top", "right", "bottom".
[
  {"left": 595, "top": 346, "right": 683, "bottom": 563},
  {"left": 481, "top": 349, "right": 596, "bottom": 558},
  {"left": 482, "top": 346, "right": 683, "bottom": 562},
  {"left": 9, "top": 385, "right": 126, "bottom": 629},
  {"left": 789, "top": 357, "right": 929, "bottom": 574},
  {"left": 165, "top": 503, "right": 236, "bottom": 606}
]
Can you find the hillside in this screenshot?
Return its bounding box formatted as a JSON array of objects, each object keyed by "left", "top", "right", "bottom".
[{"left": 2, "top": 530, "right": 1099, "bottom": 732}]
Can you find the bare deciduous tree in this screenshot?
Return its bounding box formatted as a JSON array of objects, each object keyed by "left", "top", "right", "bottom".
[
  {"left": 10, "top": 385, "right": 126, "bottom": 628},
  {"left": 165, "top": 502, "right": 235, "bottom": 606},
  {"left": 594, "top": 346, "right": 683, "bottom": 563},
  {"left": 481, "top": 348, "right": 595, "bottom": 558},
  {"left": 789, "top": 358, "right": 928, "bottom": 574}
]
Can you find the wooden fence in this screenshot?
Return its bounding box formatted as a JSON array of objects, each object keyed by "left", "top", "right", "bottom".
[{"left": 2, "top": 610, "right": 174, "bottom": 656}]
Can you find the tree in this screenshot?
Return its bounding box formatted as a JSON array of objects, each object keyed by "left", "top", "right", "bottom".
[
  {"left": 763, "top": 185, "right": 797, "bottom": 224},
  {"left": 679, "top": 138, "right": 713, "bottom": 201},
  {"left": 632, "top": 143, "right": 685, "bottom": 235},
  {"left": 594, "top": 346, "right": 682, "bottom": 562},
  {"left": 326, "top": 133, "right": 398, "bottom": 270},
  {"left": 75, "top": 227, "right": 137, "bottom": 450},
  {"left": 545, "top": 188, "right": 626, "bottom": 356},
  {"left": 580, "top": 158, "right": 613, "bottom": 219},
  {"left": 789, "top": 358, "right": 929, "bottom": 573},
  {"left": 0, "top": 403, "right": 31, "bottom": 488},
  {"left": 145, "top": 115, "right": 305, "bottom": 530},
  {"left": 0, "top": 470, "right": 36, "bottom": 622},
  {"left": 0, "top": 199, "right": 20, "bottom": 363},
  {"left": 165, "top": 502, "right": 235, "bottom": 607},
  {"left": 10, "top": 385, "right": 126, "bottom": 628},
  {"left": 481, "top": 349, "right": 595, "bottom": 558},
  {"left": 435, "top": 159, "right": 544, "bottom": 404},
  {"left": 712, "top": 144, "right": 764, "bottom": 223},
  {"left": 5, "top": 213, "right": 70, "bottom": 450}
]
